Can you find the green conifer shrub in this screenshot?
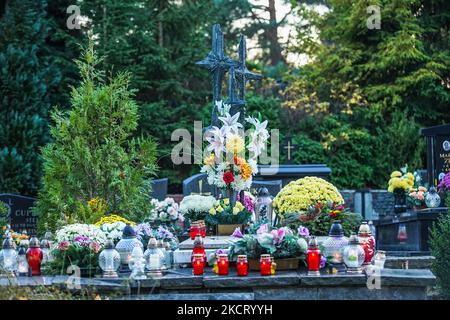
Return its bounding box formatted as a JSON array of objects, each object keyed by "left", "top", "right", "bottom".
[{"left": 35, "top": 42, "right": 157, "bottom": 232}]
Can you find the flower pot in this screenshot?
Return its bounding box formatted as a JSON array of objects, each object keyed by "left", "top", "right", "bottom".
[
  {"left": 216, "top": 224, "right": 241, "bottom": 236},
  {"left": 248, "top": 257, "right": 300, "bottom": 271}
]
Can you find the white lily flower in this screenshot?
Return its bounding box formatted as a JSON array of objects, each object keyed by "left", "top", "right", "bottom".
[
  {"left": 215, "top": 100, "right": 231, "bottom": 116},
  {"left": 206, "top": 126, "right": 226, "bottom": 156},
  {"left": 219, "top": 112, "right": 243, "bottom": 134}
]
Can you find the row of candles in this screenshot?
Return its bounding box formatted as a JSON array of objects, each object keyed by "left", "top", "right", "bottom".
[
  {"left": 190, "top": 221, "right": 383, "bottom": 277},
  {"left": 0, "top": 236, "right": 50, "bottom": 277}
]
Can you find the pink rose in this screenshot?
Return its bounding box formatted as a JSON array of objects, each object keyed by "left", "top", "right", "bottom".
[{"left": 417, "top": 191, "right": 424, "bottom": 201}]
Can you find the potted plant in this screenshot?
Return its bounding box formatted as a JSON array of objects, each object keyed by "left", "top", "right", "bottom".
[
  {"left": 206, "top": 198, "right": 252, "bottom": 236},
  {"left": 228, "top": 223, "right": 307, "bottom": 270},
  {"left": 43, "top": 224, "right": 107, "bottom": 277}
]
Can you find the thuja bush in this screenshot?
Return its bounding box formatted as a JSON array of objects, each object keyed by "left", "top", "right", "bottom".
[
  {"left": 430, "top": 211, "right": 450, "bottom": 299},
  {"left": 36, "top": 42, "right": 157, "bottom": 232}
]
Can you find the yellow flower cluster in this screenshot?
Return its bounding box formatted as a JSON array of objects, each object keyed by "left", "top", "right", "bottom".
[
  {"left": 272, "top": 177, "right": 344, "bottom": 217},
  {"left": 388, "top": 171, "right": 414, "bottom": 193},
  {"left": 94, "top": 214, "right": 135, "bottom": 226},
  {"left": 226, "top": 134, "right": 245, "bottom": 154},
  {"left": 88, "top": 197, "right": 108, "bottom": 214},
  {"left": 208, "top": 198, "right": 244, "bottom": 215}
]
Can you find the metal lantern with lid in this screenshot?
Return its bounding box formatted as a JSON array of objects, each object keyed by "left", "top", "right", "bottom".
[
  {"left": 322, "top": 221, "right": 348, "bottom": 273},
  {"left": 115, "top": 224, "right": 143, "bottom": 269},
  {"left": 343, "top": 233, "right": 365, "bottom": 274},
  {"left": 128, "top": 246, "right": 147, "bottom": 280},
  {"left": 99, "top": 239, "right": 121, "bottom": 278},
  {"left": 0, "top": 237, "right": 18, "bottom": 277},
  {"left": 358, "top": 221, "right": 375, "bottom": 265},
  {"left": 374, "top": 250, "right": 387, "bottom": 269},
  {"left": 144, "top": 238, "right": 165, "bottom": 276},
  {"left": 425, "top": 186, "right": 441, "bottom": 208},
  {"left": 254, "top": 187, "right": 273, "bottom": 225},
  {"left": 26, "top": 236, "right": 43, "bottom": 276}
]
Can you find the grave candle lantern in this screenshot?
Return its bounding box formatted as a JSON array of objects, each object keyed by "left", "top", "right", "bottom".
[
  {"left": 358, "top": 221, "right": 375, "bottom": 265},
  {"left": 260, "top": 254, "right": 272, "bottom": 276},
  {"left": 190, "top": 222, "right": 199, "bottom": 240},
  {"left": 0, "top": 237, "right": 18, "bottom": 277},
  {"left": 26, "top": 236, "right": 43, "bottom": 276},
  {"left": 217, "top": 253, "right": 229, "bottom": 276},
  {"left": 236, "top": 255, "right": 248, "bottom": 276},
  {"left": 144, "top": 238, "right": 165, "bottom": 277},
  {"left": 323, "top": 221, "right": 348, "bottom": 272},
  {"left": 99, "top": 239, "right": 121, "bottom": 278},
  {"left": 192, "top": 254, "right": 205, "bottom": 276},
  {"left": 425, "top": 186, "right": 441, "bottom": 208},
  {"left": 17, "top": 246, "right": 29, "bottom": 276},
  {"left": 343, "top": 233, "right": 365, "bottom": 274},
  {"left": 191, "top": 235, "right": 206, "bottom": 265},
  {"left": 306, "top": 236, "right": 321, "bottom": 276}
]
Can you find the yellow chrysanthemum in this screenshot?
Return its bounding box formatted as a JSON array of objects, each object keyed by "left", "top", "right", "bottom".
[
  {"left": 95, "top": 214, "right": 135, "bottom": 226},
  {"left": 273, "top": 177, "right": 344, "bottom": 218},
  {"left": 390, "top": 171, "right": 402, "bottom": 178},
  {"left": 226, "top": 134, "right": 245, "bottom": 154}
]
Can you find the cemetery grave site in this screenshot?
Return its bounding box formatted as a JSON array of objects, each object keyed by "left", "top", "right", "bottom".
[{"left": 1, "top": 0, "right": 450, "bottom": 303}]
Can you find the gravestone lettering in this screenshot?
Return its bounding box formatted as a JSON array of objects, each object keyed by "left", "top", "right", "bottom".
[
  {"left": 421, "top": 124, "right": 450, "bottom": 187},
  {"left": 0, "top": 194, "right": 37, "bottom": 235}
]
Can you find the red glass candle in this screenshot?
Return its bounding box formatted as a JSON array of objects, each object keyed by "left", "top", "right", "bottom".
[
  {"left": 192, "top": 254, "right": 205, "bottom": 275},
  {"left": 192, "top": 235, "right": 206, "bottom": 265},
  {"left": 190, "top": 223, "right": 199, "bottom": 240},
  {"left": 260, "top": 254, "right": 272, "bottom": 276},
  {"left": 200, "top": 223, "right": 206, "bottom": 238},
  {"left": 217, "top": 254, "right": 229, "bottom": 276},
  {"left": 26, "top": 237, "right": 43, "bottom": 276},
  {"left": 307, "top": 249, "right": 321, "bottom": 275},
  {"left": 236, "top": 255, "right": 248, "bottom": 276}
]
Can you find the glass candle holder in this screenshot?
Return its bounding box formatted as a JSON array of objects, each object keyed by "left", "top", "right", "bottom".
[
  {"left": 26, "top": 237, "right": 43, "bottom": 276},
  {"left": 260, "top": 254, "right": 272, "bottom": 276},
  {"left": 307, "top": 236, "right": 321, "bottom": 276},
  {"left": 190, "top": 222, "right": 200, "bottom": 240},
  {"left": 397, "top": 224, "right": 407, "bottom": 244},
  {"left": 217, "top": 253, "right": 229, "bottom": 276},
  {"left": 192, "top": 253, "right": 205, "bottom": 276},
  {"left": 343, "top": 233, "right": 365, "bottom": 273},
  {"left": 199, "top": 221, "right": 206, "bottom": 238},
  {"left": 191, "top": 235, "right": 206, "bottom": 265},
  {"left": 236, "top": 255, "right": 248, "bottom": 276}
]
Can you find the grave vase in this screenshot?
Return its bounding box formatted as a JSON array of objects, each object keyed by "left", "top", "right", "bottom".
[
  {"left": 394, "top": 192, "right": 407, "bottom": 214},
  {"left": 220, "top": 188, "right": 238, "bottom": 208}
]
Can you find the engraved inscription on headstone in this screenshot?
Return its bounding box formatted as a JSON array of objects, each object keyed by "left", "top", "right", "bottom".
[{"left": 0, "top": 194, "right": 37, "bottom": 235}]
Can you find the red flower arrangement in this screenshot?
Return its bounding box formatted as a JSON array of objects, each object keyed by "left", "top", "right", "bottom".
[{"left": 223, "top": 171, "right": 235, "bottom": 184}]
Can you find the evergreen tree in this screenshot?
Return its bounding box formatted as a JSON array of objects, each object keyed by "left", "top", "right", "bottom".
[
  {"left": 35, "top": 42, "right": 157, "bottom": 232},
  {"left": 0, "top": 0, "right": 58, "bottom": 195}
]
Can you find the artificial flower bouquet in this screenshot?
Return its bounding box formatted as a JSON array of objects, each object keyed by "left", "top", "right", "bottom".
[
  {"left": 228, "top": 223, "right": 308, "bottom": 260},
  {"left": 388, "top": 168, "right": 414, "bottom": 194},
  {"left": 205, "top": 198, "right": 252, "bottom": 226},
  {"left": 283, "top": 201, "right": 361, "bottom": 237},
  {"left": 44, "top": 224, "right": 107, "bottom": 276},
  {"left": 407, "top": 186, "right": 428, "bottom": 208},
  {"left": 179, "top": 194, "right": 217, "bottom": 225},
  {"left": 147, "top": 197, "right": 184, "bottom": 227},
  {"left": 201, "top": 101, "right": 269, "bottom": 194},
  {"left": 134, "top": 223, "right": 179, "bottom": 250}
]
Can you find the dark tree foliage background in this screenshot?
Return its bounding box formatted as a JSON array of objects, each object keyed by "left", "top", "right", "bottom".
[{"left": 1, "top": 0, "right": 450, "bottom": 194}]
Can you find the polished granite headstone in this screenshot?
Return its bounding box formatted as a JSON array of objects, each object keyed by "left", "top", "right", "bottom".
[{"left": 0, "top": 193, "right": 37, "bottom": 235}]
